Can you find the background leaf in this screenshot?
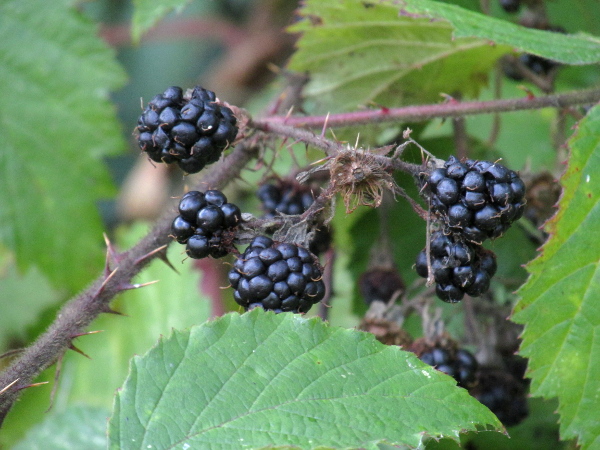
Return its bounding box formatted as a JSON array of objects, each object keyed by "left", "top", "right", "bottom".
[
  {"left": 131, "top": 0, "right": 191, "bottom": 43},
  {"left": 512, "top": 105, "right": 600, "bottom": 449},
  {"left": 0, "top": 260, "right": 62, "bottom": 350},
  {"left": 0, "top": 0, "right": 127, "bottom": 292},
  {"left": 13, "top": 404, "right": 109, "bottom": 450},
  {"left": 109, "top": 310, "right": 502, "bottom": 449},
  {"left": 288, "top": 0, "right": 511, "bottom": 113},
  {"left": 400, "top": 0, "right": 600, "bottom": 64}
]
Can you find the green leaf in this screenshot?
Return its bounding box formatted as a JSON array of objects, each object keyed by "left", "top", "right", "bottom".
[
  {"left": 61, "top": 222, "right": 210, "bottom": 408},
  {"left": 13, "top": 404, "right": 109, "bottom": 450},
  {"left": 109, "top": 310, "right": 502, "bottom": 449},
  {"left": 512, "top": 105, "right": 600, "bottom": 449},
  {"left": 288, "top": 0, "right": 511, "bottom": 112},
  {"left": 0, "top": 261, "right": 62, "bottom": 350},
  {"left": 0, "top": 0, "right": 127, "bottom": 292},
  {"left": 131, "top": 0, "right": 191, "bottom": 43},
  {"left": 399, "top": 0, "right": 600, "bottom": 64}
]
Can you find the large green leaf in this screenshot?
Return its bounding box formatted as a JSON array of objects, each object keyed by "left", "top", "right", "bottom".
[
  {"left": 400, "top": 0, "right": 600, "bottom": 64},
  {"left": 289, "top": 0, "right": 511, "bottom": 113},
  {"left": 109, "top": 310, "right": 502, "bottom": 449},
  {"left": 0, "top": 0, "right": 127, "bottom": 292},
  {"left": 512, "top": 105, "right": 600, "bottom": 449},
  {"left": 13, "top": 404, "right": 109, "bottom": 450}
]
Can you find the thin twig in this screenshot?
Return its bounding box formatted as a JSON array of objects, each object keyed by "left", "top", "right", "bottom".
[{"left": 257, "top": 88, "right": 600, "bottom": 129}]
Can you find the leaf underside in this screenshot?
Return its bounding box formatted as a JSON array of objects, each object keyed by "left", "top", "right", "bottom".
[
  {"left": 399, "top": 0, "right": 600, "bottom": 65},
  {"left": 288, "top": 0, "right": 600, "bottom": 114},
  {"left": 288, "top": 0, "right": 511, "bottom": 113}
]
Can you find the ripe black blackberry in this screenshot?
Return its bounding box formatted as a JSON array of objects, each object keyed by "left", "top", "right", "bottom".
[
  {"left": 470, "top": 367, "right": 529, "bottom": 427},
  {"left": 503, "top": 27, "right": 565, "bottom": 82},
  {"left": 257, "top": 181, "right": 332, "bottom": 255},
  {"left": 499, "top": 0, "right": 520, "bottom": 13},
  {"left": 136, "top": 86, "right": 238, "bottom": 174},
  {"left": 257, "top": 182, "right": 315, "bottom": 218},
  {"left": 359, "top": 267, "right": 405, "bottom": 305},
  {"left": 229, "top": 236, "right": 326, "bottom": 313},
  {"left": 422, "top": 156, "right": 526, "bottom": 243},
  {"left": 503, "top": 53, "right": 560, "bottom": 81},
  {"left": 171, "top": 190, "right": 242, "bottom": 259},
  {"left": 411, "top": 339, "right": 478, "bottom": 388},
  {"left": 415, "top": 231, "right": 497, "bottom": 302}
]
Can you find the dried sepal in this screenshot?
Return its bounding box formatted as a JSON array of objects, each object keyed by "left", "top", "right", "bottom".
[{"left": 329, "top": 148, "right": 398, "bottom": 213}]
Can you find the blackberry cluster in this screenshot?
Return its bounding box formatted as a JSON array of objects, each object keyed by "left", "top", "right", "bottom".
[
  {"left": 257, "top": 183, "right": 315, "bottom": 218},
  {"left": 470, "top": 367, "right": 529, "bottom": 427},
  {"left": 136, "top": 86, "right": 238, "bottom": 174},
  {"left": 359, "top": 267, "right": 405, "bottom": 305},
  {"left": 171, "top": 190, "right": 242, "bottom": 259},
  {"left": 504, "top": 54, "right": 560, "bottom": 81},
  {"left": 424, "top": 156, "right": 526, "bottom": 243},
  {"left": 229, "top": 236, "right": 326, "bottom": 313},
  {"left": 503, "top": 27, "right": 565, "bottom": 81},
  {"left": 416, "top": 343, "right": 478, "bottom": 388},
  {"left": 257, "top": 181, "right": 332, "bottom": 255},
  {"left": 499, "top": 0, "right": 520, "bottom": 13},
  {"left": 415, "top": 231, "right": 497, "bottom": 303}
]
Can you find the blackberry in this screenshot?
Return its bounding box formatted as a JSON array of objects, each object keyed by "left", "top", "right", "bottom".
[
  {"left": 257, "top": 180, "right": 332, "bottom": 255},
  {"left": 499, "top": 0, "right": 520, "bottom": 13},
  {"left": 503, "top": 27, "right": 566, "bottom": 81},
  {"left": 170, "top": 190, "right": 242, "bottom": 259},
  {"left": 422, "top": 157, "right": 526, "bottom": 243},
  {"left": 412, "top": 340, "right": 478, "bottom": 388},
  {"left": 504, "top": 53, "right": 560, "bottom": 82},
  {"left": 359, "top": 267, "right": 405, "bottom": 304},
  {"left": 524, "top": 171, "right": 561, "bottom": 228},
  {"left": 257, "top": 182, "right": 314, "bottom": 218},
  {"left": 229, "top": 236, "right": 326, "bottom": 313},
  {"left": 136, "top": 86, "right": 238, "bottom": 174},
  {"left": 470, "top": 367, "right": 529, "bottom": 427},
  {"left": 415, "top": 231, "right": 497, "bottom": 302}
]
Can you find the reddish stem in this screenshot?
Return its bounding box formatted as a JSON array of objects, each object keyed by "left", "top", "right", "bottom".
[{"left": 258, "top": 88, "right": 600, "bottom": 129}]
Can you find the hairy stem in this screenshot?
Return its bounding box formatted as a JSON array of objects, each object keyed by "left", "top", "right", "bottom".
[
  {"left": 0, "top": 142, "right": 258, "bottom": 425},
  {"left": 257, "top": 87, "right": 600, "bottom": 129}
]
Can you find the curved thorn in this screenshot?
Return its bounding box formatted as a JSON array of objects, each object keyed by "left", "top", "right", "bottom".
[
  {"left": 71, "top": 330, "right": 104, "bottom": 339},
  {"left": 68, "top": 344, "right": 91, "bottom": 360},
  {"left": 95, "top": 268, "right": 119, "bottom": 298},
  {"left": 119, "top": 280, "right": 160, "bottom": 291},
  {"left": 16, "top": 381, "right": 49, "bottom": 392},
  {"left": 101, "top": 306, "right": 127, "bottom": 316},
  {"left": 46, "top": 354, "right": 64, "bottom": 413},
  {"left": 134, "top": 244, "right": 169, "bottom": 266},
  {"left": 0, "top": 379, "right": 19, "bottom": 396}
]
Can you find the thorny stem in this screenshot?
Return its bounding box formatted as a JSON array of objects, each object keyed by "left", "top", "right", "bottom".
[
  {"left": 248, "top": 117, "right": 345, "bottom": 156},
  {"left": 0, "top": 142, "right": 259, "bottom": 425},
  {"left": 257, "top": 87, "right": 600, "bottom": 129},
  {"left": 2, "top": 85, "right": 598, "bottom": 426}
]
